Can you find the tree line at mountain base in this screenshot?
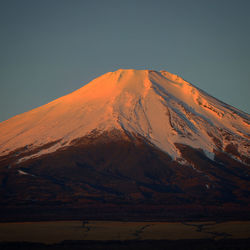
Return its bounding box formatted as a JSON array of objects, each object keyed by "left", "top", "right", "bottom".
[{"left": 1, "top": 239, "right": 250, "bottom": 250}]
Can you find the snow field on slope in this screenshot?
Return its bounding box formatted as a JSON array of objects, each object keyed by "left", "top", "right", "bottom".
[{"left": 0, "top": 69, "right": 249, "bottom": 163}]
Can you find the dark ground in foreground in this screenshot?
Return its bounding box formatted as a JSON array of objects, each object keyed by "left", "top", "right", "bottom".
[
  {"left": 1, "top": 239, "right": 250, "bottom": 250},
  {"left": 1, "top": 205, "right": 250, "bottom": 222}
]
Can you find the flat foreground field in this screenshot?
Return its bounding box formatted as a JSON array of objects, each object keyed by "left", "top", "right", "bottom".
[{"left": 0, "top": 220, "right": 249, "bottom": 244}]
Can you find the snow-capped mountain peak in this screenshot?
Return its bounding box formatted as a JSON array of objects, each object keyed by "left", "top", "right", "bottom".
[{"left": 0, "top": 69, "right": 249, "bottom": 163}]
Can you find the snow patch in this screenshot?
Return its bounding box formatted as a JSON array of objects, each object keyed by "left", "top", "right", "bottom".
[
  {"left": 203, "top": 150, "right": 215, "bottom": 161},
  {"left": 18, "top": 170, "right": 35, "bottom": 177}
]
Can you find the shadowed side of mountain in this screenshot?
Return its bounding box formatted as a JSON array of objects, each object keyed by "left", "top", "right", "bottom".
[{"left": 0, "top": 129, "right": 249, "bottom": 221}]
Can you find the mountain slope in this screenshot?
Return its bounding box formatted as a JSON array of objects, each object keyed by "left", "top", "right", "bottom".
[
  {"left": 0, "top": 69, "right": 249, "bottom": 163},
  {"left": 0, "top": 69, "right": 249, "bottom": 221}
]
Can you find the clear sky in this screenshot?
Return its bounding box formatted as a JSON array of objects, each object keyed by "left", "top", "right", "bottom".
[{"left": 0, "top": 0, "right": 249, "bottom": 122}]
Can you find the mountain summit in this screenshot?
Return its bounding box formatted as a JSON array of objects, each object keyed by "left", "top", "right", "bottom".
[
  {"left": 0, "top": 69, "right": 249, "bottom": 221},
  {"left": 0, "top": 69, "right": 249, "bottom": 163}
]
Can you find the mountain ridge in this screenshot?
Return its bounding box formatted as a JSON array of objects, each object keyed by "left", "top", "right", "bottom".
[
  {"left": 0, "top": 69, "right": 249, "bottom": 164},
  {"left": 0, "top": 69, "right": 249, "bottom": 220}
]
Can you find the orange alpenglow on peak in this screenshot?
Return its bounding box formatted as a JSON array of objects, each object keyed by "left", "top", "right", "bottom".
[{"left": 0, "top": 69, "right": 249, "bottom": 164}]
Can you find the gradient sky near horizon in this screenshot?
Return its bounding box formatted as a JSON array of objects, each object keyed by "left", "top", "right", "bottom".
[{"left": 0, "top": 0, "right": 249, "bottom": 122}]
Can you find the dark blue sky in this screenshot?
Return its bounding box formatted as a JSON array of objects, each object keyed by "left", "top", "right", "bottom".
[{"left": 1, "top": 0, "right": 249, "bottom": 122}]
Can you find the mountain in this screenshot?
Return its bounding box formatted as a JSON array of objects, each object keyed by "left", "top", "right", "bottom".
[{"left": 0, "top": 69, "right": 249, "bottom": 221}]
